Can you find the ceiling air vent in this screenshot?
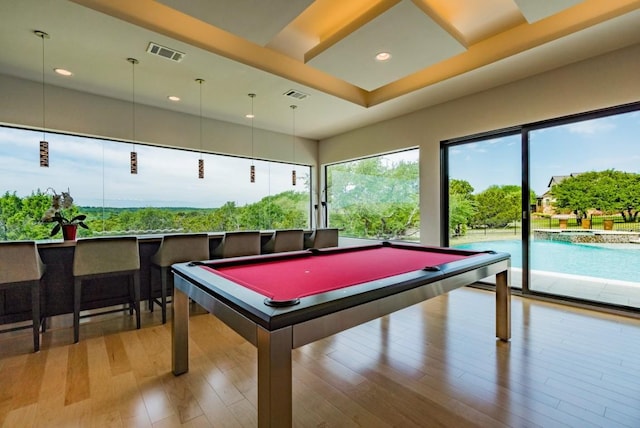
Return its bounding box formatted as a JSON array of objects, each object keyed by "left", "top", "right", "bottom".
[
  {"left": 146, "top": 42, "right": 185, "bottom": 62},
  {"left": 283, "top": 89, "right": 309, "bottom": 100}
]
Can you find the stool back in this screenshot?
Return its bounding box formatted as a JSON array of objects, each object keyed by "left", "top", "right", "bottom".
[
  {"left": 269, "top": 229, "right": 304, "bottom": 253},
  {"left": 305, "top": 228, "right": 339, "bottom": 249},
  {"left": 220, "top": 231, "right": 261, "bottom": 258},
  {"left": 73, "top": 236, "right": 140, "bottom": 277},
  {"left": 0, "top": 241, "right": 45, "bottom": 284},
  {"left": 152, "top": 233, "right": 210, "bottom": 267}
]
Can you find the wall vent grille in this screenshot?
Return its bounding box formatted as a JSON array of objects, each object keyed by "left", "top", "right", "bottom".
[
  {"left": 146, "top": 42, "right": 185, "bottom": 62},
  {"left": 283, "top": 89, "right": 309, "bottom": 100}
]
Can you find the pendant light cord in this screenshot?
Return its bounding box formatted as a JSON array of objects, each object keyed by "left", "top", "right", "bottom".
[
  {"left": 41, "top": 34, "right": 45, "bottom": 140},
  {"left": 128, "top": 58, "right": 139, "bottom": 150},
  {"left": 36, "top": 31, "right": 49, "bottom": 141},
  {"left": 291, "top": 105, "right": 296, "bottom": 162},
  {"left": 249, "top": 93, "right": 255, "bottom": 166},
  {"left": 197, "top": 78, "right": 204, "bottom": 158}
]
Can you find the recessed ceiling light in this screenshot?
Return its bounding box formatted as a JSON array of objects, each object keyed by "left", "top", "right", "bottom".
[
  {"left": 54, "top": 68, "right": 73, "bottom": 76},
  {"left": 245, "top": 114, "right": 255, "bottom": 119},
  {"left": 375, "top": 52, "right": 391, "bottom": 61},
  {"left": 167, "top": 95, "right": 180, "bottom": 101}
]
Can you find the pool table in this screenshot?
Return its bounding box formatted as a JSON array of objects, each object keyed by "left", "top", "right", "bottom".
[{"left": 171, "top": 242, "right": 511, "bottom": 427}]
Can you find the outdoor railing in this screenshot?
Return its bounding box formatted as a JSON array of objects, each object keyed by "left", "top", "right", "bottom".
[
  {"left": 532, "top": 215, "right": 640, "bottom": 232},
  {"left": 452, "top": 215, "right": 640, "bottom": 243}
]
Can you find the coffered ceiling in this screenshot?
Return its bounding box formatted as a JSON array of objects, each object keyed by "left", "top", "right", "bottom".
[{"left": 0, "top": 0, "right": 639, "bottom": 140}]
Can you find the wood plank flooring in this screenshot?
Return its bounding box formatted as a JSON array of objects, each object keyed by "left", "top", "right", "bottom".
[{"left": 1, "top": 287, "right": 640, "bottom": 427}]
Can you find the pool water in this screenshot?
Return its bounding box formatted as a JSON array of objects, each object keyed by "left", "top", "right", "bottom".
[{"left": 455, "top": 240, "right": 640, "bottom": 283}]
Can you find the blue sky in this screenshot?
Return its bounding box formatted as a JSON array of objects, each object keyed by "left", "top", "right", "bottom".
[
  {"left": 0, "top": 127, "right": 308, "bottom": 208},
  {"left": 449, "top": 110, "right": 640, "bottom": 196}
]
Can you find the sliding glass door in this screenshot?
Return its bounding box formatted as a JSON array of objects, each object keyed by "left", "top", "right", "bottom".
[
  {"left": 445, "top": 132, "right": 523, "bottom": 288},
  {"left": 528, "top": 110, "right": 640, "bottom": 308}
]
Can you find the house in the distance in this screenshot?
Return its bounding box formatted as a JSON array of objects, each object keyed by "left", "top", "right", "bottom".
[{"left": 537, "top": 173, "right": 583, "bottom": 214}]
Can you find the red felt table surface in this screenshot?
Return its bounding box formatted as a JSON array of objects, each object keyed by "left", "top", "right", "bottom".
[{"left": 202, "top": 247, "right": 472, "bottom": 301}]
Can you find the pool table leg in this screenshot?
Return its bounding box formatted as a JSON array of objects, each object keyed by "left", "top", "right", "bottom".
[
  {"left": 172, "top": 287, "right": 190, "bottom": 375},
  {"left": 496, "top": 269, "right": 511, "bottom": 341},
  {"left": 257, "top": 325, "right": 293, "bottom": 428}
]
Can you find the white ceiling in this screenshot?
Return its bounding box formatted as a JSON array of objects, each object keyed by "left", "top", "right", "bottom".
[
  {"left": 0, "top": 0, "right": 639, "bottom": 141},
  {"left": 307, "top": 1, "right": 466, "bottom": 90}
]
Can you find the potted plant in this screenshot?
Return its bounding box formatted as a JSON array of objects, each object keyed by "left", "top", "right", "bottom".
[{"left": 41, "top": 188, "right": 89, "bottom": 240}]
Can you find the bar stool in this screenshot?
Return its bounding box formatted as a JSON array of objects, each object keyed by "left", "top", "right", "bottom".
[
  {"left": 0, "top": 241, "right": 45, "bottom": 352},
  {"left": 304, "top": 228, "right": 339, "bottom": 249},
  {"left": 72, "top": 236, "right": 140, "bottom": 343},
  {"left": 150, "top": 233, "right": 210, "bottom": 323},
  {"left": 215, "top": 231, "right": 261, "bottom": 258},
  {"left": 262, "top": 229, "right": 304, "bottom": 253}
]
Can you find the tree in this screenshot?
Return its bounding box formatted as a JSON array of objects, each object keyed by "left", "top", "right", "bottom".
[
  {"left": 327, "top": 157, "right": 419, "bottom": 239},
  {"left": 0, "top": 190, "right": 52, "bottom": 240},
  {"left": 474, "top": 185, "right": 522, "bottom": 228},
  {"left": 552, "top": 170, "right": 640, "bottom": 222},
  {"left": 210, "top": 201, "right": 241, "bottom": 231},
  {"left": 0, "top": 189, "right": 311, "bottom": 241},
  {"left": 448, "top": 179, "right": 476, "bottom": 236},
  {"left": 239, "top": 191, "right": 308, "bottom": 230},
  {"left": 449, "top": 179, "right": 474, "bottom": 198},
  {"left": 551, "top": 172, "right": 596, "bottom": 220}
]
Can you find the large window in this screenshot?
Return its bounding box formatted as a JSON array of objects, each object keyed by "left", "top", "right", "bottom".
[
  {"left": 326, "top": 149, "right": 419, "bottom": 241},
  {"left": 443, "top": 103, "right": 640, "bottom": 311},
  {"left": 0, "top": 126, "right": 311, "bottom": 241}
]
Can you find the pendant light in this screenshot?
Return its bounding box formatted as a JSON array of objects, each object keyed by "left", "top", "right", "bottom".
[
  {"left": 35, "top": 30, "right": 49, "bottom": 167},
  {"left": 290, "top": 105, "right": 297, "bottom": 186},
  {"left": 196, "top": 78, "right": 205, "bottom": 179},
  {"left": 248, "top": 93, "right": 256, "bottom": 183},
  {"left": 127, "top": 58, "right": 139, "bottom": 174}
]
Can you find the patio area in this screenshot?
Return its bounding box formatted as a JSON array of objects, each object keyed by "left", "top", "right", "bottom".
[{"left": 510, "top": 267, "right": 640, "bottom": 308}]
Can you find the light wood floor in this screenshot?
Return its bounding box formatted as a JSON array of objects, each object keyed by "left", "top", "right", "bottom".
[{"left": 2, "top": 287, "right": 640, "bottom": 427}]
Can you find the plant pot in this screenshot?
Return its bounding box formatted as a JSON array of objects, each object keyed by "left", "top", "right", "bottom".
[
  {"left": 559, "top": 219, "right": 568, "bottom": 229},
  {"left": 603, "top": 219, "right": 614, "bottom": 230},
  {"left": 581, "top": 219, "right": 591, "bottom": 229},
  {"left": 62, "top": 224, "right": 78, "bottom": 241}
]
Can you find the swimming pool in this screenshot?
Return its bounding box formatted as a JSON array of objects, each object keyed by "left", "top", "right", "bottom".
[{"left": 455, "top": 240, "right": 640, "bottom": 283}]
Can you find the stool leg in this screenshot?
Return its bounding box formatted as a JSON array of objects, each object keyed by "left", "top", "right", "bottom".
[
  {"left": 148, "top": 265, "right": 155, "bottom": 312},
  {"left": 41, "top": 279, "right": 47, "bottom": 333},
  {"left": 73, "top": 278, "right": 81, "bottom": 343},
  {"left": 128, "top": 274, "right": 134, "bottom": 315},
  {"left": 160, "top": 266, "right": 168, "bottom": 324},
  {"left": 133, "top": 272, "right": 141, "bottom": 329},
  {"left": 31, "top": 280, "right": 40, "bottom": 352}
]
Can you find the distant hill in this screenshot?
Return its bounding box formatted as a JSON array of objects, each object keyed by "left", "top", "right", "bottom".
[{"left": 82, "top": 206, "right": 212, "bottom": 214}]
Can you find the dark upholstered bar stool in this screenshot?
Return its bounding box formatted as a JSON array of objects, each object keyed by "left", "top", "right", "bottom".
[
  {"left": 262, "top": 229, "right": 304, "bottom": 253},
  {"left": 0, "top": 241, "right": 46, "bottom": 352},
  {"left": 215, "top": 231, "right": 261, "bottom": 258},
  {"left": 72, "top": 237, "right": 140, "bottom": 343},
  {"left": 150, "top": 233, "right": 209, "bottom": 323},
  {"left": 304, "top": 228, "right": 339, "bottom": 249}
]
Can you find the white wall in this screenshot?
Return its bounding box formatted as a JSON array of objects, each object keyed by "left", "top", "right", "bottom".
[
  {"left": 0, "top": 73, "right": 317, "bottom": 167},
  {"left": 318, "top": 43, "right": 640, "bottom": 245}
]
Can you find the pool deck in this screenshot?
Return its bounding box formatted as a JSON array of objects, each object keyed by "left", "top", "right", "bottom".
[{"left": 511, "top": 267, "right": 640, "bottom": 308}]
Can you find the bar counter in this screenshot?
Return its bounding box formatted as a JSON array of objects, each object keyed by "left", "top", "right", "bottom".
[{"left": 1, "top": 231, "right": 311, "bottom": 326}]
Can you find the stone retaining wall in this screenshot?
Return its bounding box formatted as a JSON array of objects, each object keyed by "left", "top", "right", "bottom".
[{"left": 534, "top": 229, "right": 640, "bottom": 244}]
